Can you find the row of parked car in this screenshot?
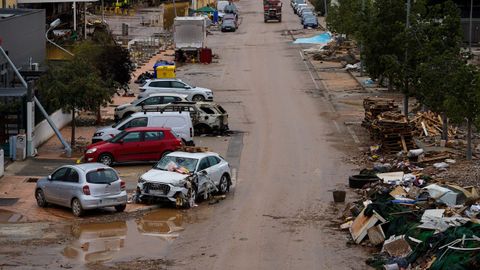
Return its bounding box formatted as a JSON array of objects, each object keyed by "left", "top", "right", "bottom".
[
  {"left": 34, "top": 77, "right": 233, "bottom": 217},
  {"left": 291, "top": 0, "right": 319, "bottom": 29}
]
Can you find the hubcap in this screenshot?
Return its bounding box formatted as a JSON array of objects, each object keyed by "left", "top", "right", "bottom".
[
  {"left": 220, "top": 177, "right": 227, "bottom": 193},
  {"left": 72, "top": 200, "right": 80, "bottom": 215},
  {"left": 36, "top": 191, "right": 43, "bottom": 204},
  {"left": 100, "top": 156, "right": 111, "bottom": 165}
]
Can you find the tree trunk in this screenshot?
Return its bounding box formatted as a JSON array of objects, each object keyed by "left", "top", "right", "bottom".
[
  {"left": 71, "top": 109, "right": 76, "bottom": 148},
  {"left": 96, "top": 108, "right": 102, "bottom": 125},
  {"left": 388, "top": 77, "right": 393, "bottom": 91},
  {"left": 403, "top": 95, "right": 408, "bottom": 117},
  {"left": 441, "top": 112, "right": 448, "bottom": 143},
  {"left": 467, "top": 118, "right": 472, "bottom": 160}
]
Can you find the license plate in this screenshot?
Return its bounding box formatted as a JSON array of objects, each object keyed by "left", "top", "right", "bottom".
[
  {"left": 149, "top": 190, "right": 165, "bottom": 196},
  {"left": 101, "top": 198, "right": 116, "bottom": 205}
]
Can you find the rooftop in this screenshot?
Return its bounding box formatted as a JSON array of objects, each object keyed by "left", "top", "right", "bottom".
[{"left": 0, "top": 8, "right": 42, "bottom": 21}]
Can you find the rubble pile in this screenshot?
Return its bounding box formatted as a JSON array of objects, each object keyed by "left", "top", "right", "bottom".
[
  {"left": 411, "top": 111, "right": 457, "bottom": 138},
  {"left": 341, "top": 167, "right": 480, "bottom": 270},
  {"left": 362, "top": 98, "right": 415, "bottom": 154},
  {"left": 310, "top": 40, "right": 359, "bottom": 64}
]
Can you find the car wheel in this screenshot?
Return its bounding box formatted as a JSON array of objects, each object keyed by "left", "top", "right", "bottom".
[
  {"left": 115, "top": 204, "right": 126, "bottom": 212},
  {"left": 218, "top": 174, "right": 230, "bottom": 194},
  {"left": 192, "top": 94, "right": 205, "bottom": 101},
  {"left": 98, "top": 153, "right": 114, "bottom": 166},
  {"left": 194, "top": 124, "right": 212, "bottom": 135},
  {"left": 35, "top": 189, "right": 47, "bottom": 207},
  {"left": 71, "top": 198, "right": 84, "bottom": 217}
]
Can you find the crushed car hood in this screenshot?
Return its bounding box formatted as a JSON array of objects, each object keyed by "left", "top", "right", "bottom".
[{"left": 141, "top": 170, "right": 189, "bottom": 185}]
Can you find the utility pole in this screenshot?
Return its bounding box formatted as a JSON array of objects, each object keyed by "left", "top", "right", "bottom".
[
  {"left": 323, "top": 0, "right": 328, "bottom": 17},
  {"left": 360, "top": 0, "right": 365, "bottom": 76},
  {"left": 403, "top": 0, "right": 411, "bottom": 117},
  {"left": 469, "top": 0, "right": 473, "bottom": 52}
]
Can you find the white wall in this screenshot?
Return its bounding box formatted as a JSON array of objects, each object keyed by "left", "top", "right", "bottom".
[{"left": 32, "top": 109, "right": 72, "bottom": 149}]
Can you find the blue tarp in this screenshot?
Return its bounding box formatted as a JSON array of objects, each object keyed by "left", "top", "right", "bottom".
[{"left": 293, "top": 32, "right": 332, "bottom": 44}]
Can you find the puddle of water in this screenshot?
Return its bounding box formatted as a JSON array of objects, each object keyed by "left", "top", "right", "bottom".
[
  {"left": 63, "top": 209, "right": 187, "bottom": 264},
  {"left": 0, "top": 209, "right": 23, "bottom": 223}
]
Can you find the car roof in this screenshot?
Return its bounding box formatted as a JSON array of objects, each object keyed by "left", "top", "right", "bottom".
[
  {"left": 146, "top": 78, "right": 182, "bottom": 82},
  {"left": 124, "top": 127, "right": 172, "bottom": 132},
  {"left": 131, "top": 111, "right": 191, "bottom": 117},
  {"left": 143, "top": 93, "right": 188, "bottom": 98},
  {"left": 167, "top": 151, "right": 219, "bottom": 159},
  {"left": 72, "top": 163, "right": 113, "bottom": 172}
]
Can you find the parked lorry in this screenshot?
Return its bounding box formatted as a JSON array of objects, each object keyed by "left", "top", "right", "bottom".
[
  {"left": 263, "top": 0, "right": 282, "bottom": 23},
  {"left": 173, "top": 17, "right": 207, "bottom": 52}
]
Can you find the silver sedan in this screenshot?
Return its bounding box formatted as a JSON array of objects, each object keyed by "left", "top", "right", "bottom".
[{"left": 35, "top": 163, "right": 128, "bottom": 217}]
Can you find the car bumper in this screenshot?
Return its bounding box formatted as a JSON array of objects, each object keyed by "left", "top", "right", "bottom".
[
  {"left": 137, "top": 182, "right": 187, "bottom": 202},
  {"left": 80, "top": 192, "right": 128, "bottom": 209},
  {"left": 84, "top": 152, "right": 99, "bottom": 163}
]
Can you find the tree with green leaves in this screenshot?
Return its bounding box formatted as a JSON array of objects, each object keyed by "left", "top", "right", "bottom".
[
  {"left": 326, "top": 0, "right": 365, "bottom": 40},
  {"left": 444, "top": 61, "right": 480, "bottom": 160},
  {"left": 410, "top": 0, "right": 463, "bottom": 140},
  {"left": 37, "top": 58, "right": 112, "bottom": 147}
]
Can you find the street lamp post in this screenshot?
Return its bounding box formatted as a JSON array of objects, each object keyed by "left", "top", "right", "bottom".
[{"left": 45, "top": 19, "right": 74, "bottom": 57}]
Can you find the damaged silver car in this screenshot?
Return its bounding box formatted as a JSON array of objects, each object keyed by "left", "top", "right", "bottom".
[
  {"left": 137, "top": 151, "right": 231, "bottom": 208},
  {"left": 142, "top": 101, "right": 229, "bottom": 135}
]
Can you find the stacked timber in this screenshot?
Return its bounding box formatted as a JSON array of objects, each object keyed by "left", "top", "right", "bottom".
[
  {"left": 373, "top": 112, "right": 415, "bottom": 154},
  {"left": 411, "top": 111, "right": 457, "bottom": 138}
]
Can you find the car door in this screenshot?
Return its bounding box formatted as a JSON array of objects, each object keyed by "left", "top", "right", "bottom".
[
  {"left": 115, "top": 131, "right": 144, "bottom": 162},
  {"left": 118, "top": 117, "right": 148, "bottom": 132},
  {"left": 141, "top": 96, "right": 162, "bottom": 110},
  {"left": 207, "top": 156, "right": 223, "bottom": 185},
  {"left": 170, "top": 81, "right": 188, "bottom": 94},
  {"left": 44, "top": 167, "right": 70, "bottom": 204},
  {"left": 55, "top": 167, "right": 80, "bottom": 207},
  {"left": 196, "top": 157, "right": 211, "bottom": 193},
  {"left": 142, "top": 130, "right": 167, "bottom": 160}
]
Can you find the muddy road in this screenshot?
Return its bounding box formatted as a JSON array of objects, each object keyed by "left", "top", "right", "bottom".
[{"left": 0, "top": 0, "right": 371, "bottom": 269}]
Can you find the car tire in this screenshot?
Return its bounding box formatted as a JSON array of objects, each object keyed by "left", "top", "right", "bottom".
[
  {"left": 115, "top": 204, "right": 126, "bottom": 212},
  {"left": 194, "top": 124, "right": 212, "bottom": 135},
  {"left": 98, "top": 153, "right": 114, "bottom": 166},
  {"left": 348, "top": 175, "right": 381, "bottom": 189},
  {"left": 35, "top": 189, "right": 47, "bottom": 207},
  {"left": 218, "top": 174, "right": 230, "bottom": 194},
  {"left": 71, "top": 198, "right": 84, "bottom": 217},
  {"left": 192, "top": 94, "right": 205, "bottom": 101}
]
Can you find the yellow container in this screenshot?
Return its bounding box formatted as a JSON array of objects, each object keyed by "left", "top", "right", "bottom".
[{"left": 156, "top": 65, "right": 176, "bottom": 79}]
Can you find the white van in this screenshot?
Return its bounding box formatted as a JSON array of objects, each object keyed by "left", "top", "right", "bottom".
[{"left": 92, "top": 112, "right": 194, "bottom": 145}]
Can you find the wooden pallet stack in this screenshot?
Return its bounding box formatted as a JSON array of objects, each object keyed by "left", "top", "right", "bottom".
[
  {"left": 373, "top": 112, "right": 415, "bottom": 154},
  {"left": 362, "top": 97, "right": 400, "bottom": 132}
]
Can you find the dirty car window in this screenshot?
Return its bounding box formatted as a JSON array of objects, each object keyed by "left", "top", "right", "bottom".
[
  {"left": 86, "top": 169, "right": 119, "bottom": 184},
  {"left": 155, "top": 156, "right": 198, "bottom": 173}
]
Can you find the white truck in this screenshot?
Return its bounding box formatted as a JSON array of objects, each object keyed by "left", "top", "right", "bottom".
[{"left": 173, "top": 17, "right": 207, "bottom": 51}]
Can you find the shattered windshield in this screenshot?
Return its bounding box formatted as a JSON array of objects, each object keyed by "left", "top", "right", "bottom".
[{"left": 154, "top": 156, "right": 198, "bottom": 174}]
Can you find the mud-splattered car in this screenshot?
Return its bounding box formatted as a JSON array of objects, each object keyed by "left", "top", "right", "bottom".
[
  {"left": 136, "top": 151, "right": 231, "bottom": 208},
  {"left": 143, "top": 101, "right": 229, "bottom": 135}
]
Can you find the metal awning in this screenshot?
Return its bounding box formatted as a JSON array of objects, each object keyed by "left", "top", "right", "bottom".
[
  {"left": 17, "top": 0, "right": 97, "bottom": 3},
  {"left": 0, "top": 88, "right": 27, "bottom": 97}
]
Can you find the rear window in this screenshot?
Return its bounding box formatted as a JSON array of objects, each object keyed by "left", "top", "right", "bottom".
[{"left": 86, "top": 169, "right": 119, "bottom": 184}]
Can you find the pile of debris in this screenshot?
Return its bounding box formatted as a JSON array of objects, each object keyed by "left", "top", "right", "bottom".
[
  {"left": 411, "top": 111, "right": 458, "bottom": 138},
  {"left": 362, "top": 97, "right": 400, "bottom": 129},
  {"left": 363, "top": 98, "right": 415, "bottom": 154},
  {"left": 310, "top": 40, "right": 359, "bottom": 64},
  {"left": 342, "top": 166, "right": 480, "bottom": 270}
]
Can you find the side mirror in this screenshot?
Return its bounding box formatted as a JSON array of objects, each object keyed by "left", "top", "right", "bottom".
[{"left": 48, "top": 175, "right": 52, "bottom": 181}]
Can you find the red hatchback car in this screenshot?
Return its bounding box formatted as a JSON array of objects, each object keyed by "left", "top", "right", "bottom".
[{"left": 84, "top": 127, "right": 182, "bottom": 166}]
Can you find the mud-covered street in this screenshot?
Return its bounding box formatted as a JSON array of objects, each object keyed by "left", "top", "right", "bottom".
[{"left": 0, "top": 0, "right": 371, "bottom": 269}]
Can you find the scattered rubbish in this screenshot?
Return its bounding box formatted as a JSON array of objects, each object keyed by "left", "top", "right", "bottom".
[
  {"left": 423, "top": 184, "right": 459, "bottom": 206},
  {"left": 363, "top": 78, "right": 374, "bottom": 86},
  {"left": 340, "top": 220, "right": 353, "bottom": 230},
  {"left": 350, "top": 208, "right": 386, "bottom": 244},
  {"left": 348, "top": 174, "right": 381, "bottom": 189},
  {"left": 411, "top": 111, "right": 457, "bottom": 138},
  {"left": 433, "top": 162, "right": 449, "bottom": 170},
  {"left": 382, "top": 235, "right": 412, "bottom": 258},
  {"left": 367, "top": 224, "right": 386, "bottom": 245},
  {"left": 332, "top": 190, "right": 346, "bottom": 203},
  {"left": 377, "top": 172, "right": 404, "bottom": 185},
  {"left": 407, "top": 148, "right": 424, "bottom": 158}
]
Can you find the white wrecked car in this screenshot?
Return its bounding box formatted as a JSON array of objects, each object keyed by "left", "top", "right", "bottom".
[{"left": 137, "top": 151, "right": 232, "bottom": 207}]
